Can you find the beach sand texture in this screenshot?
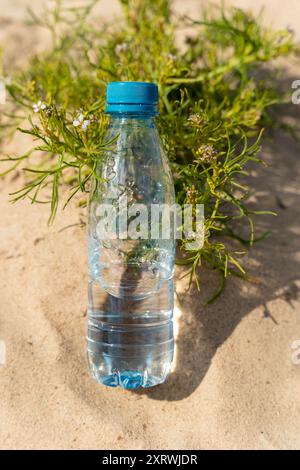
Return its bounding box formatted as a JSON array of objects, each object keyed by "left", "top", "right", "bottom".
[{"left": 0, "top": 0, "right": 300, "bottom": 450}]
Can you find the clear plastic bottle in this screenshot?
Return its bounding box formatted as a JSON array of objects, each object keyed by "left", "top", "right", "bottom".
[{"left": 87, "top": 82, "right": 175, "bottom": 389}]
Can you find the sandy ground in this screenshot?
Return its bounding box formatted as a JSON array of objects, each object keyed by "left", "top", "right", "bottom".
[{"left": 0, "top": 0, "right": 300, "bottom": 450}]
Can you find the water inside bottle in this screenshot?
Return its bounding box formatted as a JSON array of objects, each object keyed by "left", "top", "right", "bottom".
[{"left": 87, "top": 236, "right": 174, "bottom": 389}]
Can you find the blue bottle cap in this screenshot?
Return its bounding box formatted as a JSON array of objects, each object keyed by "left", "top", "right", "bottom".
[{"left": 106, "top": 81, "right": 159, "bottom": 115}]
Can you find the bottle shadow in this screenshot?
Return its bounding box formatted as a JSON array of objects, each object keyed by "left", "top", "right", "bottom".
[{"left": 135, "top": 122, "right": 300, "bottom": 401}]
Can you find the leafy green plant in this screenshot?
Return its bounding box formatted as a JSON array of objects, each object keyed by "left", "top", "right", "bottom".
[{"left": 0, "top": 0, "right": 296, "bottom": 300}]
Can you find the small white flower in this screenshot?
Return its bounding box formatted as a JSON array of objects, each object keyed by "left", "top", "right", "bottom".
[
  {"left": 73, "top": 111, "right": 92, "bottom": 131},
  {"left": 82, "top": 120, "right": 90, "bottom": 132},
  {"left": 115, "top": 43, "right": 128, "bottom": 55},
  {"left": 73, "top": 113, "right": 84, "bottom": 127},
  {"left": 33, "top": 100, "right": 47, "bottom": 113}
]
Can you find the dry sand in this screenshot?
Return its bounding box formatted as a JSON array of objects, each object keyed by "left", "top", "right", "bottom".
[{"left": 0, "top": 0, "right": 300, "bottom": 450}]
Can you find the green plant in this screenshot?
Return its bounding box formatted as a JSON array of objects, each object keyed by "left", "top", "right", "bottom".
[{"left": 0, "top": 0, "right": 296, "bottom": 301}]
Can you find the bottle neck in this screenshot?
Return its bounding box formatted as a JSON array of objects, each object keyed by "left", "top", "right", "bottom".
[{"left": 107, "top": 114, "right": 156, "bottom": 128}]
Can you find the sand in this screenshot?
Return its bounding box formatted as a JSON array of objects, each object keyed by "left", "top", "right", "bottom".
[{"left": 0, "top": 0, "right": 300, "bottom": 450}]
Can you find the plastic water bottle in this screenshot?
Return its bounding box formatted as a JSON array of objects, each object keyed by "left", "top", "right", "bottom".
[{"left": 87, "top": 82, "right": 175, "bottom": 389}]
